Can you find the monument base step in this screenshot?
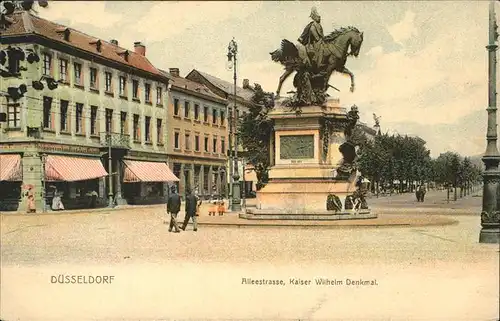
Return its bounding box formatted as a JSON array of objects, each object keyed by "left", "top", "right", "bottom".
[{"left": 240, "top": 209, "right": 376, "bottom": 220}]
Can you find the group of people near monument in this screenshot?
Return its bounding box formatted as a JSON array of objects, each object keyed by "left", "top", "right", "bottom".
[
  {"left": 166, "top": 187, "right": 226, "bottom": 233},
  {"left": 208, "top": 199, "right": 226, "bottom": 216}
]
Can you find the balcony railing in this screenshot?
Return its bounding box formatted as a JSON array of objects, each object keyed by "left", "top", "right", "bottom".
[{"left": 100, "top": 132, "right": 130, "bottom": 149}]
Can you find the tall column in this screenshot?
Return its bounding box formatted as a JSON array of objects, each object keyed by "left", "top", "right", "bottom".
[
  {"left": 270, "top": 129, "right": 275, "bottom": 166},
  {"left": 99, "top": 177, "right": 105, "bottom": 200},
  {"left": 199, "top": 164, "right": 205, "bottom": 198},
  {"left": 216, "top": 167, "right": 222, "bottom": 195},
  {"left": 220, "top": 167, "right": 226, "bottom": 197},
  {"left": 114, "top": 158, "right": 127, "bottom": 205},
  {"left": 189, "top": 163, "right": 195, "bottom": 193},
  {"left": 166, "top": 161, "right": 174, "bottom": 197},
  {"left": 208, "top": 165, "right": 213, "bottom": 198},
  {"left": 480, "top": 0, "right": 500, "bottom": 244},
  {"left": 20, "top": 151, "right": 43, "bottom": 212},
  {"left": 179, "top": 163, "right": 185, "bottom": 198}
]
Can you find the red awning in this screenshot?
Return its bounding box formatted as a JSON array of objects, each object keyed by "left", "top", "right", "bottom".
[
  {"left": 0, "top": 154, "right": 22, "bottom": 181},
  {"left": 45, "top": 155, "right": 108, "bottom": 182},
  {"left": 123, "top": 160, "right": 179, "bottom": 183}
]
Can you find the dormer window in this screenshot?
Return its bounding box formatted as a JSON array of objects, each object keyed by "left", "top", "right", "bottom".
[
  {"left": 90, "top": 39, "right": 102, "bottom": 52},
  {"left": 117, "top": 50, "right": 129, "bottom": 62},
  {"left": 56, "top": 27, "right": 71, "bottom": 41}
]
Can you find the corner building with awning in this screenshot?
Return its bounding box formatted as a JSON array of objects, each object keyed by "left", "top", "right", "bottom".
[{"left": 0, "top": 11, "right": 178, "bottom": 212}]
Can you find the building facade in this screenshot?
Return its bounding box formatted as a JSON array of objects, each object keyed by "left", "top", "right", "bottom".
[
  {"left": 162, "top": 68, "right": 228, "bottom": 199},
  {"left": 0, "top": 11, "right": 176, "bottom": 212},
  {"left": 185, "top": 70, "right": 258, "bottom": 195}
]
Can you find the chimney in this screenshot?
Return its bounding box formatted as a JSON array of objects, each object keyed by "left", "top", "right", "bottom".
[
  {"left": 110, "top": 39, "right": 118, "bottom": 46},
  {"left": 169, "top": 68, "right": 180, "bottom": 77},
  {"left": 134, "top": 41, "right": 146, "bottom": 56},
  {"left": 243, "top": 79, "right": 250, "bottom": 89}
]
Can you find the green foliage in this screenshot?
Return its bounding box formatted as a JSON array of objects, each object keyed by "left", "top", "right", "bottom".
[
  {"left": 358, "top": 133, "right": 483, "bottom": 193},
  {"left": 347, "top": 124, "right": 369, "bottom": 150},
  {"left": 357, "top": 133, "right": 432, "bottom": 191},
  {"left": 238, "top": 84, "right": 275, "bottom": 190}
]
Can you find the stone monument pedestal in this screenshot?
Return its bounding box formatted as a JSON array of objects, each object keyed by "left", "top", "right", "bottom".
[{"left": 241, "top": 99, "right": 375, "bottom": 220}]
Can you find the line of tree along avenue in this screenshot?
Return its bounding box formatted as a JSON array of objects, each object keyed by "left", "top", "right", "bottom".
[
  {"left": 238, "top": 87, "right": 482, "bottom": 199},
  {"left": 356, "top": 133, "right": 482, "bottom": 198}
]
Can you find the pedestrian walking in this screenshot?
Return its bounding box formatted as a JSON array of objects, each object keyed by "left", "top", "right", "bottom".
[
  {"left": 181, "top": 188, "right": 198, "bottom": 231},
  {"left": 25, "top": 186, "right": 36, "bottom": 213},
  {"left": 416, "top": 185, "right": 422, "bottom": 202},
  {"left": 419, "top": 185, "right": 426, "bottom": 202},
  {"left": 166, "top": 186, "right": 181, "bottom": 233}
]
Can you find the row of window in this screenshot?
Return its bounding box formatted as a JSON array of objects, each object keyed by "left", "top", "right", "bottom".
[
  {"left": 42, "top": 53, "right": 164, "bottom": 105},
  {"left": 41, "top": 96, "right": 164, "bottom": 144},
  {"left": 6, "top": 98, "right": 229, "bottom": 152},
  {"left": 173, "top": 131, "right": 226, "bottom": 155},
  {"left": 173, "top": 98, "right": 226, "bottom": 125}
]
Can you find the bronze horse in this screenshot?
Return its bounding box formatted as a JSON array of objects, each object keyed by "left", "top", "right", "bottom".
[{"left": 270, "top": 27, "right": 364, "bottom": 98}]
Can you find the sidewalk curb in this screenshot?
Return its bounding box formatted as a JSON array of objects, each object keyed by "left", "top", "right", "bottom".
[
  {"left": 371, "top": 208, "right": 480, "bottom": 216},
  {"left": 0, "top": 204, "right": 164, "bottom": 216},
  {"left": 196, "top": 220, "right": 459, "bottom": 229}
]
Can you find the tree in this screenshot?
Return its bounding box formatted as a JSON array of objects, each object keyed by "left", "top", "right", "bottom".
[
  {"left": 357, "top": 133, "right": 392, "bottom": 194},
  {"left": 238, "top": 84, "right": 274, "bottom": 190},
  {"left": 459, "top": 157, "right": 472, "bottom": 197},
  {"left": 1, "top": 1, "right": 54, "bottom": 123},
  {"left": 348, "top": 124, "right": 369, "bottom": 150},
  {"left": 357, "top": 133, "right": 432, "bottom": 194}
]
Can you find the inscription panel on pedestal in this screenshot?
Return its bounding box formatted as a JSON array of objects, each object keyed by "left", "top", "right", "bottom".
[{"left": 280, "top": 135, "right": 314, "bottom": 159}]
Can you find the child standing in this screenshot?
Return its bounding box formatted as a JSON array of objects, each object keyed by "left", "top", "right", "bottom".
[
  {"left": 217, "top": 198, "right": 226, "bottom": 216},
  {"left": 208, "top": 199, "right": 217, "bottom": 216}
]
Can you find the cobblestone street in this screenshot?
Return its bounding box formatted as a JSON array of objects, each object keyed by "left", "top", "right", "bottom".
[{"left": 1, "top": 192, "right": 498, "bottom": 320}]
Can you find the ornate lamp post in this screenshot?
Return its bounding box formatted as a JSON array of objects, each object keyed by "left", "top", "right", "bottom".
[
  {"left": 480, "top": 0, "right": 500, "bottom": 244},
  {"left": 242, "top": 156, "right": 246, "bottom": 209},
  {"left": 106, "top": 112, "right": 114, "bottom": 208},
  {"left": 227, "top": 38, "right": 241, "bottom": 212},
  {"left": 41, "top": 153, "right": 47, "bottom": 212}
]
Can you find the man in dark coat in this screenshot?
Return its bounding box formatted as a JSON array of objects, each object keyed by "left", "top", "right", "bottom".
[
  {"left": 181, "top": 188, "right": 198, "bottom": 232},
  {"left": 167, "top": 186, "right": 181, "bottom": 233},
  {"left": 419, "top": 185, "right": 426, "bottom": 202}
]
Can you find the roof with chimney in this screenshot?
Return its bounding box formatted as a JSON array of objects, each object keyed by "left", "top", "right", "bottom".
[
  {"left": 159, "top": 69, "right": 226, "bottom": 104},
  {"left": 185, "top": 69, "right": 255, "bottom": 102},
  {"left": 2, "top": 11, "right": 168, "bottom": 79}
]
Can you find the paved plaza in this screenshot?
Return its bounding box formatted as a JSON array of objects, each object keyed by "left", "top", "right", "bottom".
[{"left": 1, "top": 190, "right": 498, "bottom": 320}]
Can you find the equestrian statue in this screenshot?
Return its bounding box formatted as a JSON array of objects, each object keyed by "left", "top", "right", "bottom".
[{"left": 270, "top": 7, "right": 364, "bottom": 107}]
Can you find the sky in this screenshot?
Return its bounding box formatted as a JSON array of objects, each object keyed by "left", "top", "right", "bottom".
[{"left": 36, "top": 1, "right": 499, "bottom": 158}]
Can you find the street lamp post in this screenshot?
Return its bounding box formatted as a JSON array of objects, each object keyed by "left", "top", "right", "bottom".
[
  {"left": 242, "top": 156, "right": 246, "bottom": 209},
  {"left": 41, "top": 153, "right": 47, "bottom": 212},
  {"left": 480, "top": 0, "right": 500, "bottom": 244},
  {"left": 107, "top": 131, "right": 114, "bottom": 208},
  {"left": 227, "top": 38, "right": 241, "bottom": 212}
]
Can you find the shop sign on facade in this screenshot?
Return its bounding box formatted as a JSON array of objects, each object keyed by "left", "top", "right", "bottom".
[{"left": 0, "top": 143, "right": 100, "bottom": 155}]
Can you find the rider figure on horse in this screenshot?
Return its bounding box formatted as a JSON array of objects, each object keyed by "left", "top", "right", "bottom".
[{"left": 298, "top": 7, "right": 325, "bottom": 70}]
